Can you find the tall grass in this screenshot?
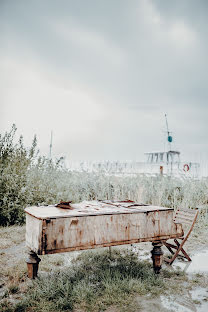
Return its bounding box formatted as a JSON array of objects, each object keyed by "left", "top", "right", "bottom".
[
  {"left": 1, "top": 125, "right": 208, "bottom": 226},
  {"left": 11, "top": 249, "right": 185, "bottom": 312}
]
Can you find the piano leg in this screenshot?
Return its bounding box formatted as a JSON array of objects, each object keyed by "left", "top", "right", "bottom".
[
  {"left": 26, "top": 250, "right": 41, "bottom": 279},
  {"left": 151, "top": 241, "right": 163, "bottom": 274}
]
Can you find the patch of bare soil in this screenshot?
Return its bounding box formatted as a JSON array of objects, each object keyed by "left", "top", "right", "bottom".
[{"left": 0, "top": 225, "right": 26, "bottom": 249}]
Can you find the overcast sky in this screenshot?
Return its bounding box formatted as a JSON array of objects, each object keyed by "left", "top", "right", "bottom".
[{"left": 1, "top": 0, "right": 208, "bottom": 162}]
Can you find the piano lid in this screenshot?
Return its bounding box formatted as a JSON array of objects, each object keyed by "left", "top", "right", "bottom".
[{"left": 24, "top": 200, "right": 173, "bottom": 220}]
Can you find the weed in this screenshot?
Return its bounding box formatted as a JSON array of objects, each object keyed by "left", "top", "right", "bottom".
[
  {"left": 13, "top": 248, "right": 185, "bottom": 312},
  {"left": 40, "top": 254, "right": 65, "bottom": 272},
  {"left": 0, "top": 299, "right": 14, "bottom": 312},
  {"left": 193, "top": 299, "right": 201, "bottom": 305},
  {"left": 8, "top": 284, "right": 19, "bottom": 294},
  {"left": 1, "top": 125, "right": 208, "bottom": 226}
]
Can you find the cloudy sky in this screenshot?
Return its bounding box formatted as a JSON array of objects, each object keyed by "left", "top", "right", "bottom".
[{"left": 1, "top": 0, "right": 208, "bottom": 162}]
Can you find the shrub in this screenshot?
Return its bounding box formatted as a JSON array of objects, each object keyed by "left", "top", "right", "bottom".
[
  {"left": 1, "top": 125, "right": 208, "bottom": 226},
  {"left": 0, "top": 125, "right": 37, "bottom": 225}
]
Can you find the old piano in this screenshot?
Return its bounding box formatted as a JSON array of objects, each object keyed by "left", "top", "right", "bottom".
[{"left": 25, "top": 200, "right": 183, "bottom": 278}]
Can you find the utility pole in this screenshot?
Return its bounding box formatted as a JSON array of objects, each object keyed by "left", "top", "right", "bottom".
[{"left": 49, "top": 131, "right": 53, "bottom": 159}]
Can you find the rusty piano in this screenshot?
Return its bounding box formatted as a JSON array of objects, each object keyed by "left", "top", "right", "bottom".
[{"left": 25, "top": 200, "right": 183, "bottom": 278}]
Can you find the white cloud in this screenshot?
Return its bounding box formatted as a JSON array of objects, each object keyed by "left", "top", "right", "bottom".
[
  {"left": 52, "top": 20, "right": 125, "bottom": 67},
  {"left": 0, "top": 56, "right": 107, "bottom": 156},
  {"left": 168, "top": 21, "right": 196, "bottom": 48},
  {"left": 1, "top": 0, "right": 207, "bottom": 161},
  {"left": 138, "top": 0, "right": 163, "bottom": 27},
  {"left": 137, "top": 0, "right": 197, "bottom": 51}
]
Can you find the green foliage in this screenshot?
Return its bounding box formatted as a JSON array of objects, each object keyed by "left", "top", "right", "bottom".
[
  {"left": 1, "top": 125, "right": 208, "bottom": 226},
  {"left": 13, "top": 249, "right": 167, "bottom": 312},
  {"left": 0, "top": 125, "right": 37, "bottom": 225},
  {"left": 0, "top": 125, "right": 68, "bottom": 225}
]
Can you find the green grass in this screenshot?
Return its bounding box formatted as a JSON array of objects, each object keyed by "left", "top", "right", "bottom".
[
  {"left": 40, "top": 254, "right": 65, "bottom": 272},
  {"left": 8, "top": 284, "right": 19, "bottom": 294},
  {"left": 4, "top": 249, "right": 185, "bottom": 312},
  {"left": 1, "top": 125, "right": 208, "bottom": 226},
  {"left": 1, "top": 126, "right": 208, "bottom": 312}
]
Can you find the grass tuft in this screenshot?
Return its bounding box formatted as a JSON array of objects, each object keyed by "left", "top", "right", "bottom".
[
  {"left": 11, "top": 248, "right": 184, "bottom": 312},
  {"left": 8, "top": 284, "right": 19, "bottom": 294}
]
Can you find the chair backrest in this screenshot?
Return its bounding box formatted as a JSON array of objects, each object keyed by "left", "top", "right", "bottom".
[
  {"left": 174, "top": 208, "right": 198, "bottom": 224},
  {"left": 173, "top": 208, "right": 198, "bottom": 237}
]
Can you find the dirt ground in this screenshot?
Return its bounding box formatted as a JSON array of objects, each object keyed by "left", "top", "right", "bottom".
[{"left": 0, "top": 224, "right": 208, "bottom": 311}]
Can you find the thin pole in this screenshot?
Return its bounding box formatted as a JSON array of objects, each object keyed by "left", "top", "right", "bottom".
[
  {"left": 49, "top": 131, "right": 53, "bottom": 159},
  {"left": 165, "top": 114, "right": 171, "bottom": 151}
]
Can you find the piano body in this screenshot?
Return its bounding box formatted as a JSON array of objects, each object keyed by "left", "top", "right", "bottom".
[{"left": 25, "top": 200, "right": 183, "bottom": 278}]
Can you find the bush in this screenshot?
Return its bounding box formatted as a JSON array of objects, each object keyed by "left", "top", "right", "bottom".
[
  {"left": 1, "top": 125, "right": 208, "bottom": 226},
  {"left": 0, "top": 125, "right": 37, "bottom": 225},
  {"left": 0, "top": 125, "right": 69, "bottom": 225}
]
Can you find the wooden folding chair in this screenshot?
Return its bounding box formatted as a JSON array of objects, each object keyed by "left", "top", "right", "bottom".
[{"left": 164, "top": 208, "right": 198, "bottom": 265}]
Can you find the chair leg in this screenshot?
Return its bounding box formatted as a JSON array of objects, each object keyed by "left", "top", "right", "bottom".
[
  {"left": 163, "top": 257, "right": 172, "bottom": 263},
  {"left": 174, "top": 239, "right": 191, "bottom": 261},
  {"left": 166, "top": 239, "right": 189, "bottom": 265},
  {"left": 163, "top": 242, "right": 176, "bottom": 264},
  {"left": 163, "top": 239, "right": 190, "bottom": 265},
  {"left": 163, "top": 242, "right": 175, "bottom": 255}
]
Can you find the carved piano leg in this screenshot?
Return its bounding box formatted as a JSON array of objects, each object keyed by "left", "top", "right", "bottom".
[
  {"left": 151, "top": 241, "right": 163, "bottom": 274},
  {"left": 26, "top": 250, "right": 41, "bottom": 279}
]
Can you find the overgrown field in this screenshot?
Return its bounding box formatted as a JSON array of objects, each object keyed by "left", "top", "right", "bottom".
[
  {"left": 1, "top": 126, "right": 208, "bottom": 311},
  {"left": 1, "top": 232, "right": 208, "bottom": 312},
  {"left": 1, "top": 245, "right": 206, "bottom": 312},
  {"left": 1, "top": 125, "right": 208, "bottom": 226}
]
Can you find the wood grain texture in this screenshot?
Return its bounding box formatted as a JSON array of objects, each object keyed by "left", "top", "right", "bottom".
[
  {"left": 24, "top": 201, "right": 173, "bottom": 220},
  {"left": 25, "top": 214, "right": 42, "bottom": 253},
  {"left": 25, "top": 202, "right": 183, "bottom": 255}
]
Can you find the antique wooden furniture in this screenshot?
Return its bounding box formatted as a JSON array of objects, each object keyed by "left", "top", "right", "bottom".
[
  {"left": 25, "top": 200, "right": 183, "bottom": 278},
  {"left": 163, "top": 208, "right": 198, "bottom": 264}
]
